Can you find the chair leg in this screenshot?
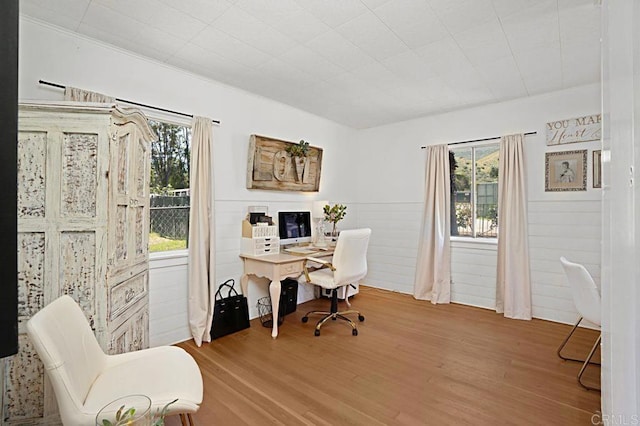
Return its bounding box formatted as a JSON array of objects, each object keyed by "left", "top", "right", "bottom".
[
  {"left": 578, "top": 334, "right": 601, "bottom": 391},
  {"left": 179, "top": 413, "right": 196, "bottom": 426},
  {"left": 304, "top": 288, "right": 363, "bottom": 336},
  {"left": 557, "top": 317, "right": 601, "bottom": 365}
]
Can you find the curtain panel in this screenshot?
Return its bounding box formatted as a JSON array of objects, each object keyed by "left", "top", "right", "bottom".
[
  {"left": 64, "top": 86, "right": 115, "bottom": 103},
  {"left": 496, "top": 134, "right": 532, "bottom": 320},
  {"left": 414, "top": 144, "right": 451, "bottom": 304},
  {"left": 188, "top": 117, "right": 216, "bottom": 346}
]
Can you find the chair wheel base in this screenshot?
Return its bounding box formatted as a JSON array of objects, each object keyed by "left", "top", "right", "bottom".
[
  {"left": 358, "top": 315, "right": 365, "bottom": 322},
  {"left": 301, "top": 317, "right": 308, "bottom": 323},
  {"left": 314, "top": 329, "right": 320, "bottom": 336},
  {"left": 352, "top": 329, "right": 358, "bottom": 336}
]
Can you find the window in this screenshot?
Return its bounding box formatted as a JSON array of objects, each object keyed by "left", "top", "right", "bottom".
[
  {"left": 148, "top": 120, "right": 191, "bottom": 252},
  {"left": 450, "top": 144, "right": 499, "bottom": 238}
]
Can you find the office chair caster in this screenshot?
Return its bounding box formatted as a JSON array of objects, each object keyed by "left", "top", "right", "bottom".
[
  {"left": 301, "top": 316, "right": 309, "bottom": 323},
  {"left": 358, "top": 315, "right": 365, "bottom": 322},
  {"left": 314, "top": 329, "right": 320, "bottom": 336},
  {"left": 352, "top": 329, "right": 358, "bottom": 336}
]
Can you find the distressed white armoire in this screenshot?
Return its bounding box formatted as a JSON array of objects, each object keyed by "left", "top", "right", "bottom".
[{"left": 2, "top": 102, "right": 156, "bottom": 424}]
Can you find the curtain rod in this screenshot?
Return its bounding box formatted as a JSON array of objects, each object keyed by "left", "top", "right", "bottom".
[
  {"left": 38, "top": 79, "right": 221, "bottom": 125},
  {"left": 420, "top": 131, "right": 537, "bottom": 149}
]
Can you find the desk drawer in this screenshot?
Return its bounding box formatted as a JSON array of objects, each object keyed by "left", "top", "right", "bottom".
[
  {"left": 241, "top": 237, "right": 280, "bottom": 256},
  {"left": 281, "top": 262, "right": 302, "bottom": 275}
]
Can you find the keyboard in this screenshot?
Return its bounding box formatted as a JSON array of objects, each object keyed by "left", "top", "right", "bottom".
[{"left": 284, "top": 247, "right": 318, "bottom": 255}]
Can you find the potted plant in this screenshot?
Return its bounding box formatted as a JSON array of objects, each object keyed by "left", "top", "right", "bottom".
[
  {"left": 285, "top": 140, "right": 310, "bottom": 182},
  {"left": 323, "top": 204, "right": 347, "bottom": 238}
]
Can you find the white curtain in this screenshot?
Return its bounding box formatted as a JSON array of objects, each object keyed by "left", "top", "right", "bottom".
[
  {"left": 188, "top": 117, "right": 215, "bottom": 346},
  {"left": 496, "top": 134, "right": 532, "bottom": 319},
  {"left": 64, "top": 86, "right": 115, "bottom": 103},
  {"left": 414, "top": 144, "right": 451, "bottom": 304}
]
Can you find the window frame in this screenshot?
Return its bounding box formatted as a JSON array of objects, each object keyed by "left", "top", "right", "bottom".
[{"left": 450, "top": 140, "right": 500, "bottom": 240}]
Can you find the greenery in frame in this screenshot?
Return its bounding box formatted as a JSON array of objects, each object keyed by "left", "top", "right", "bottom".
[{"left": 285, "top": 139, "right": 310, "bottom": 157}]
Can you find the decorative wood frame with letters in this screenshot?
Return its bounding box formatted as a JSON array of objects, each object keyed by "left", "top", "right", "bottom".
[
  {"left": 545, "top": 150, "right": 587, "bottom": 192},
  {"left": 247, "top": 134, "right": 323, "bottom": 192}
]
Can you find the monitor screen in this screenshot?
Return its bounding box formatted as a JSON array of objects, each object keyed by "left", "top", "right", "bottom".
[{"left": 278, "top": 211, "right": 312, "bottom": 246}]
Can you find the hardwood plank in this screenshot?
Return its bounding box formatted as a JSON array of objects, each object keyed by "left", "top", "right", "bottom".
[{"left": 166, "top": 286, "right": 600, "bottom": 425}]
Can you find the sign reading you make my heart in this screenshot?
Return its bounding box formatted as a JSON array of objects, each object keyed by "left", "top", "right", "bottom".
[{"left": 546, "top": 114, "right": 601, "bottom": 146}]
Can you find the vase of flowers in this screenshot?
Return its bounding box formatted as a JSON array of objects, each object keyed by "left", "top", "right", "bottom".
[
  {"left": 97, "top": 396, "right": 176, "bottom": 426},
  {"left": 323, "top": 204, "right": 347, "bottom": 239}
]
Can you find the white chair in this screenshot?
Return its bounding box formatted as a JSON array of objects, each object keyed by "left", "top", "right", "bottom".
[
  {"left": 557, "top": 257, "right": 601, "bottom": 391},
  {"left": 26, "top": 295, "right": 203, "bottom": 425},
  {"left": 302, "top": 228, "right": 371, "bottom": 336}
]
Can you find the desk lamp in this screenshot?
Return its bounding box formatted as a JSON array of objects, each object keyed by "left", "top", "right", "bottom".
[{"left": 313, "top": 200, "right": 328, "bottom": 247}]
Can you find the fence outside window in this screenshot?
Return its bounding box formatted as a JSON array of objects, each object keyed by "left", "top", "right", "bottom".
[{"left": 149, "top": 195, "right": 189, "bottom": 252}]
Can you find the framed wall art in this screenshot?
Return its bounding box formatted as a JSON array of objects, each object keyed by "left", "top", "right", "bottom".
[
  {"left": 246, "top": 134, "right": 323, "bottom": 192},
  {"left": 546, "top": 114, "right": 601, "bottom": 146},
  {"left": 593, "top": 150, "right": 602, "bottom": 188},
  {"left": 545, "top": 150, "right": 587, "bottom": 191}
]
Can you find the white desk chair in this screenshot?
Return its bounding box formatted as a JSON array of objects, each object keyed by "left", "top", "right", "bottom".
[
  {"left": 302, "top": 228, "right": 371, "bottom": 336},
  {"left": 557, "top": 257, "right": 601, "bottom": 391},
  {"left": 26, "top": 295, "right": 203, "bottom": 425}
]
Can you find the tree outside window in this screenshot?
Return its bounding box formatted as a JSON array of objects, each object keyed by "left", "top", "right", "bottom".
[
  {"left": 148, "top": 120, "right": 191, "bottom": 252},
  {"left": 450, "top": 144, "right": 499, "bottom": 238}
]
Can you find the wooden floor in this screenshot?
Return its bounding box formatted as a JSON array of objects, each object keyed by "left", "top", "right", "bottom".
[{"left": 169, "top": 286, "right": 600, "bottom": 425}]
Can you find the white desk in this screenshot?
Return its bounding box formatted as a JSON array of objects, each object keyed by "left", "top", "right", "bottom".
[{"left": 239, "top": 249, "right": 333, "bottom": 338}]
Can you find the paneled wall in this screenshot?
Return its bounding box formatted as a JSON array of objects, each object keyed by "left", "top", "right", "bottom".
[
  {"left": 354, "top": 198, "right": 602, "bottom": 326},
  {"left": 528, "top": 200, "right": 601, "bottom": 324}
]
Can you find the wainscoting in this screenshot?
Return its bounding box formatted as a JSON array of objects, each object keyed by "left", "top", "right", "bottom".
[
  {"left": 355, "top": 199, "right": 601, "bottom": 326},
  {"left": 149, "top": 199, "right": 601, "bottom": 346}
]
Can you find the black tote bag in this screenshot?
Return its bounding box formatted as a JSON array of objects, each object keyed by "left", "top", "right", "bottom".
[{"left": 211, "top": 279, "right": 250, "bottom": 340}]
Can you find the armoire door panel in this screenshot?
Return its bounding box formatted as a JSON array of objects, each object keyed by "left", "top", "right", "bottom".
[
  {"left": 60, "top": 132, "right": 98, "bottom": 218},
  {"left": 116, "top": 133, "right": 129, "bottom": 195},
  {"left": 2, "top": 334, "right": 45, "bottom": 422},
  {"left": 58, "top": 231, "right": 99, "bottom": 330},
  {"left": 17, "top": 232, "right": 45, "bottom": 320},
  {"left": 17, "top": 131, "right": 47, "bottom": 219}
]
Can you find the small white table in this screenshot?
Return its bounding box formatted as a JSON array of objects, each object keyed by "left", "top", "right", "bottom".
[{"left": 239, "top": 249, "right": 333, "bottom": 338}]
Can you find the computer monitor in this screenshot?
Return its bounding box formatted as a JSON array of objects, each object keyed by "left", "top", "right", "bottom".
[{"left": 278, "top": 211, "right": 312, "bottom": 246}]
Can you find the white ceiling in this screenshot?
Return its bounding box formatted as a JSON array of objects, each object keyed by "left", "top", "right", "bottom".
[{"left": 21, "top": 0, "right": 601, "bottom": 129}]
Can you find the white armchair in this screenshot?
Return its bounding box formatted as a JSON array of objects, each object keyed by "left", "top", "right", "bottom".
[
  {"left": 302, "top": 228, "right": 371, "bottom": 336},
  {"left": 557, "top": 257, "right": 601, "bottom": 391},
  {"left": 26, "top": 295, "right": 203, "bottom": 425}
]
